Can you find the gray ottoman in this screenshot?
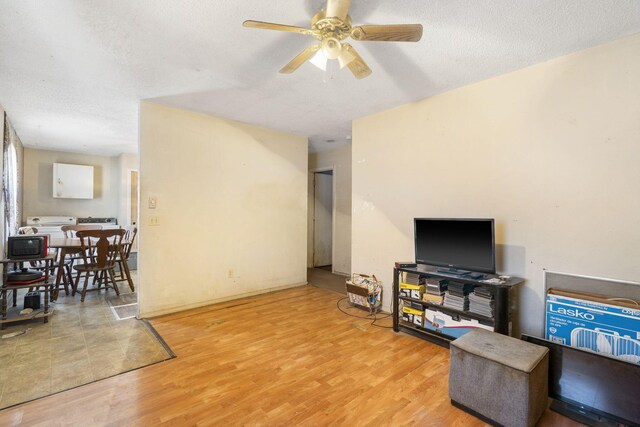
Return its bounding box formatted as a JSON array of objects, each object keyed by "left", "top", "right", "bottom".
[{"left": 449, "top": 329, "right": 549, "bottom": 427}]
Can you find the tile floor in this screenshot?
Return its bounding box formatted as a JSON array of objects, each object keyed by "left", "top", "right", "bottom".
[
  {"left": 307, "top": 267, "right": 348, "bottom": 294},
  {"left": 0, "top": 272, "right": 173, "bottom": 410}
]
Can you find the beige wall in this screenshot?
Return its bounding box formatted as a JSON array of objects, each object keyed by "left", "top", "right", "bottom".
[
  {"left": 352, "top": 34, "right": 640, "bottom": 337},
  {"left": 138, "top": 102, "right": 308, "bottom": 318},
  {"left": 308, "top": 145, "right": 352, "bottom": 275},
  {"left": 23, "top": 148, "right": 120, "bottom": 222}
]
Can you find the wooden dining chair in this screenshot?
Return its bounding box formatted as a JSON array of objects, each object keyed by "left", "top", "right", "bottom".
[
  {"left": 61, "top": 224, "right": 103, "bottom": 239},
  {"left": 114, "top": 226, "right": 137, "bottom": 291},
  {"left": 60, "top": 224, "right": 103, "bottom": 280},
  {"left": 72, "top": 229, "right": 125, "bottom": 302}
]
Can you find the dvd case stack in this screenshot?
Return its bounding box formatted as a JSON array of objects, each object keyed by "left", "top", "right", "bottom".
[
  {"left": 400, "top": 272, "right": 426, "bottom": 299},
  {"left": 468, "top": 287, "right": 494, "bottom": 318},
  {"left": 443, "top": 283, "right": 475, "bottom": 311},
  {"left": 403, "top": 272, "right": 424, "bottom": 286},
  {"left": 423, "top": 278, "right": 447, "bottom": 305}
]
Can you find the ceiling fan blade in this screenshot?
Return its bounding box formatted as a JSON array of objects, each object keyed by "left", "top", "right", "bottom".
[
  {"left": 326, "top": 0, "right": 352, "bottom": 20},
  {"left": 337, "top": 46, "right": 355, "bottom": 69},
  {"left": 351, "top": 24, "right": 423, "bottom": 42},
  {"left": 279, "top": 44, "right": 322, "bottom": 74},
  {"left": 342, "top": 44, "right": 371, "bottom": 79},
  {"left": 243, "top": 20, "right": 314, "bottom": 36}
]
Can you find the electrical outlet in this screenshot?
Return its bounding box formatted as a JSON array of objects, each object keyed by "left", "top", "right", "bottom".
[
  {"left": 149, "top": 215, "right": 160, "bottom": 226},
  {"left": 228, "top": 269, "right": 234, "bottom": 278}
]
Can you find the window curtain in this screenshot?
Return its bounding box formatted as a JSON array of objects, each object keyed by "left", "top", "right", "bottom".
[{"left": 2, "top": 113, "right": 24, "bottom": 250}]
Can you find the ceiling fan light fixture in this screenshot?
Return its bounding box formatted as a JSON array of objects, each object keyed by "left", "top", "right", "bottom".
[
  {"left": 310, "top": 50, "right": 347, "bottom": 82},
  {"left": 321, "top": 37, "right": 342, "bottom": 59},
  {"left": 323, "top": 59, "right": 341, "bottom": 81},
  {"left": 310, "top": 49, "right": 329, "bottom": 70}
]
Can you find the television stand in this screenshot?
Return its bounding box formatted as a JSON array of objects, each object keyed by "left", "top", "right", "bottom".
[{"left": 393, "top": 264, "right": 524, "bottom": 346}]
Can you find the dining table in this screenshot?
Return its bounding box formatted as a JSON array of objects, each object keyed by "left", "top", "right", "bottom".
[{"left": 48, "top": 236, "right": 134, "bottom": 301}]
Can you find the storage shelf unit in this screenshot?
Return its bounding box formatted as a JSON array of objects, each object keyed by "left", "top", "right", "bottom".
[
  {"left": 1, "top": 255, "right": 55, "bottom": 330},
  {"left": 399, "top": 295, "right": 495, "bottom": 324},
  {"left": 393, "top": 265, "right": 524, "bottom": 347}
]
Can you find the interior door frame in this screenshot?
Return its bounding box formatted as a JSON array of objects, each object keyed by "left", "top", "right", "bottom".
[
  {"left": 126, "top": 168, "right": 140, "bottom": 312},
  {"left": 310, "top": 166, "right": 336, "bottom": 272},
  {"left": 126, "top": 168, "right": 140, "bottom": 227}
]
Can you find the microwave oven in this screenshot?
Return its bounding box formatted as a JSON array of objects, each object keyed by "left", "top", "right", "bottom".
[{"left": 7, "top": 235, "right": 48, "bottom": 260}]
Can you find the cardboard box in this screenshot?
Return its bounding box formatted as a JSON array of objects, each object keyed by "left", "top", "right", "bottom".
[
  {"left": 422, "top": 293, "right": 444, "bottom": 305},
  {"left": 422, "top": 307, "right": 493, "bottom": 339},
  {"left": 546, "top": 289, "right": 640, "bottom": 365},
  {"left": 401, "top": 306, "right": 424, "bottom": 327},
  {"left": 399, "top": 283, "right": 425, "bottom": 300}
]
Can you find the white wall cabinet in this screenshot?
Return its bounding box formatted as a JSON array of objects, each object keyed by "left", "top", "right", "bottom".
[{"left": 53, "top": 163, "right": 94, "bottom": 199}]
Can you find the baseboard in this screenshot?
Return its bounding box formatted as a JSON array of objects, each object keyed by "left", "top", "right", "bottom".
[{"left": 139, "top": 281, "right": 307, "bottom": 319}]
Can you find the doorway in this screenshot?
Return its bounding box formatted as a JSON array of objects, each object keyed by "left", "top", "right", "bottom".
[{"left": 313, "top": 170, "right": 333, "bottom": 270}]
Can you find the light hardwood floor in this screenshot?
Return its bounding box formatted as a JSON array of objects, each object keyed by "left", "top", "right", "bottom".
[{"left": 0, "top": 285, "right": 578, "bottom": 426}]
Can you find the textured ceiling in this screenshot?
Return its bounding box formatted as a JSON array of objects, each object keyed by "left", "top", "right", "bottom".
[{"left": 1, "top": 0, "right": 640, "bottom": 155}]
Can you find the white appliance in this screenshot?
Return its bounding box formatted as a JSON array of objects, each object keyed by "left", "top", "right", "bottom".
[
  {"left": 77, "top": 217, "right": 120, "bottom": 230},
  {"left": 26, "top": 216, "right": 77, "bottom": 238}
]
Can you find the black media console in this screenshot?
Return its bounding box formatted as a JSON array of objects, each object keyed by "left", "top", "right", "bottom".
[{"left": 393, "top": 264, "right": 524, "bottom": 347}]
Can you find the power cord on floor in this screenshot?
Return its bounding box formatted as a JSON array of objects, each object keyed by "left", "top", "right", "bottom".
[{"left": 336, "top": 297, "right": 394, "bottom": 329}]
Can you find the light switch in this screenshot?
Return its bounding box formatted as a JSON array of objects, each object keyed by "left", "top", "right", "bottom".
[{"left": 148, "top": 197, "right": 157, "bottom": 209}]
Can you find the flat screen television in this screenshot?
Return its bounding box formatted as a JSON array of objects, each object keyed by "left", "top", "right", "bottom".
[
  {"left": 414, "top": 218, "right": 495, "bottom": 275},
  {"left": 522, "top": 334, "right": 640, "bottom": 427}
]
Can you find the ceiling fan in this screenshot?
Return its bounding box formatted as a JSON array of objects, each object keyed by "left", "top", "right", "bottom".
[{"left": 243, "top": 0, "right": 423, "bottom": 79}]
